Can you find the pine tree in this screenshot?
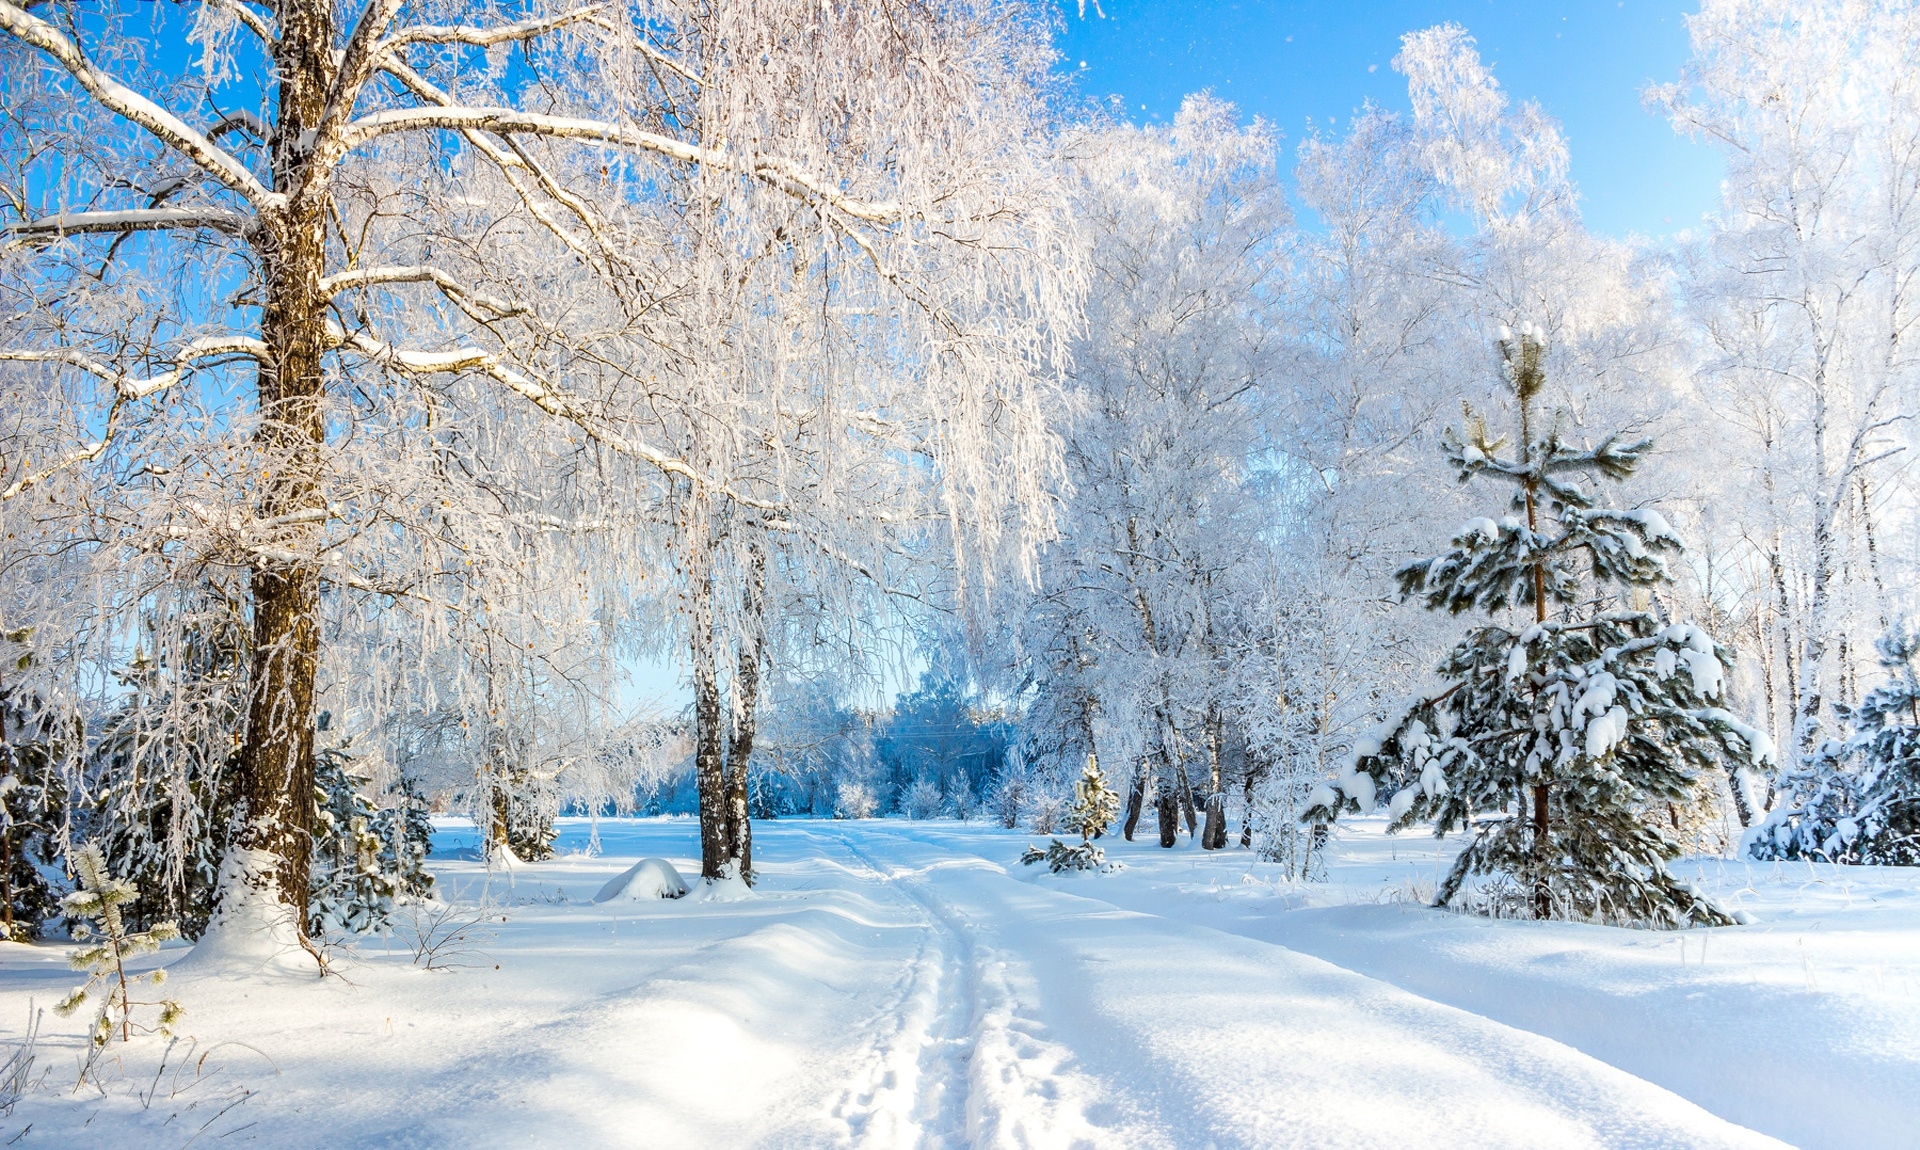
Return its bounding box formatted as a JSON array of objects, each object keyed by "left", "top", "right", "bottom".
[
  {"left": 1753, "top": 619, "right": 1920, "bottom": 865},
  {"left": 1071, "top": 754, "right": 1120, "bottom": 844},
  {"left": 309, "top": 739, "right": 435, "bottom": 937},
  {"left": 55, "top": 845, "right": 183, "bottom": 1046},
  {"left": 1311, "top": 329, "right": 1771, "bottom": 926},
  {"left": 1, "top": 634, "right": 72, "bottom": 941}
]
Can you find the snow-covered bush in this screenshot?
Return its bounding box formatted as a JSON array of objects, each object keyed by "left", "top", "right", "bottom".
[
  {"left": 1249, "top": 762, "right": 1329, "bottom": 883},
  {"left": 905, "top": 779, "right": 944, "bottom": 820},
  {"left": 990, "top": 755, "right": 1029, "bottom": 829},
  {"left": 947, "top": 772, "right": 979, "bottom": 822},
  {"left": 834, "top": 781, "right": 876, "bottom": 820}
]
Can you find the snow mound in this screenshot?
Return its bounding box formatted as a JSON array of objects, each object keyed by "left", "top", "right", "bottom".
[
  {"left": 593, "top": 858, "right": 690, "bottom": 903},
  {"left": 170, "top": 848, "right": 322, "bottom": 979},
  {"left": 687, "top": 872, "right": 753, "bottom": 902}
]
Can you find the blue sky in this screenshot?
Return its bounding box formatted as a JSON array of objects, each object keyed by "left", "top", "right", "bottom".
[{"left": 1054, "top": 0, "right": 1723, "bottom": 238}]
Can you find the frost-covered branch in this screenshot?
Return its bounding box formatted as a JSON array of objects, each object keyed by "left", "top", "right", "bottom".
[
  {"left": 0, "top": 336, "right": 267, "bottom": 400},
  {"left": 5, "top": 207, "right": 252, "bottom": 245},
  {"left": 333, "top": 108, "right": 901, "bottom": 223},
  {"left": 378, "top": 6, "right": 604, "bottom": 52},
  {"left": 0, "top": 0, "right": 278, "bottom": 210}
]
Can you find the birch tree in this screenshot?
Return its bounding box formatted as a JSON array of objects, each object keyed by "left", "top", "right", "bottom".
[
  {"left": 2, "top": 0, "right": 1078, "bottom": 944},
  {"left": 1654, "top": 0, "right": 1920, "bottom": 777}
]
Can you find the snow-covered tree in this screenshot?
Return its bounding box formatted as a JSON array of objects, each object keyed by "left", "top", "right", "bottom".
[
  {"left": 1068, "top": 755, "right": 1118, "bottom": 844},
  {"left": 1012, "top": 97, "right": 1286, "bottom": 851},
  {"left": 1754, "top": 618, "right": 1920, "bottom": 864},
  {"left": 2, "top": 0, "right": 1080, "bottom": 947},
  {"left": 1654, "top": 0, "right": 1920, "bottom": 775},
  {"left": 1313, "top": 330, "right": 1772, "bottom": 927}
]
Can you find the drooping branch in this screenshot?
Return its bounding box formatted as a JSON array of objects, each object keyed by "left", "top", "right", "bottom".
[
  {"left": 325, "top": 324, "right": 783, "bottom": 512},
  {"left": 0, "top": 0, "right": 280, "bottom": 211},
  {"left": 196, "top": 0, "right": 275, "bottom": 49},
  {"left": 0, "top": 337, "right": 264, "bottom": 499}
]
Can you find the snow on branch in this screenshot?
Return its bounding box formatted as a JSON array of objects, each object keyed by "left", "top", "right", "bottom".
[
  {"left": 314, "top": 0, "right": 408, "bottom": 158},
  {"left": 318, "top": 264, "right": 517, "bottom": 315},
  {"left": 0, "top": 335, "right": 267, "bottom": 401},
  {"left": 326, "top": 325, "right": 784, "bottom": 513},
  {"left": 0, "top": 0, "right": 280, "bottom": 211},
  {"left": 378, "top": 6, "right": 605, "bottom": 52},
  {"left": 5, "top": 207, "right": 252, "bottom": 245},
  {"left": 331, "top": 108, "right": 902, "bottom": 224}
]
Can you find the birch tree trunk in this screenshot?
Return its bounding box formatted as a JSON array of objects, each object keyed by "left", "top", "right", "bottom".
[
  {"left": 721, "top": 537, "right": 765, "bottom": 883},
  {"left": 1200, "top": 704, "right": 1227, "bottom": 849},
  {"left": 690, "top": 553, "right": 729, "bottom": 881}
]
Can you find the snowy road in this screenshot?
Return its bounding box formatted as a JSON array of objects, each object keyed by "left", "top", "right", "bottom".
[{"left": 5, "top": 817, "right": 1911, "bottom": 1147}]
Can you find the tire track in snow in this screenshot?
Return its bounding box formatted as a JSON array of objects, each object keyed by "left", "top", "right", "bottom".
[{"left": 821, "top": 824, "right": 1151, "bottom": 1150}]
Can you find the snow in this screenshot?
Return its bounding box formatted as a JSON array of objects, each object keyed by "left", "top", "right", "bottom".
[
  {"left": 592, "top": 857, "right": 689, "bottom": 902},
  {"left": 3, "top": 816, "right": 1914, "bottom": 1147}
]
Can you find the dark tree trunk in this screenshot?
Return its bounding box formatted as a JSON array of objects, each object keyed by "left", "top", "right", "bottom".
[
  {"left": 225, "top": 0, "right": 334, "bottom": 936},
  {"left": 1121, "top": 768, "right": 1145, "bottom": 841},
  {"left": 1155, "top": 778, "right": 1179, "bottom": 848},
  {"left": 722, "top": 538, "right": 765, "bottom": 884},
  {"left": 1531, "top": 782, "right": 1552, "bottom": 919},
  {"left": 1176, "top": 764, "right": 1198, "bottom": 838},
  {"left": 691, "top": 568, "right": 729, "bottom": 881},
  {"left": 1201, "top": 792, "right": 1227, "bottom": 850},
  {"left": 1240, "top": 760, "right": 1262, "bottom": 848}
]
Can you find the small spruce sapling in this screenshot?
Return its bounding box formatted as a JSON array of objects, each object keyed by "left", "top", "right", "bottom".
[
  {"left": 55, "top": 845, "right": 183, "bottom": 1045},
  {"left": 1023, "top": 755, "right": 1121, "bottom": 872},
  {"left": 1072, "top": 754, "right": 1120, "bottom": 843},
  {"left": 1309, "top": 328, "right": 1771, "bottom": 927}
]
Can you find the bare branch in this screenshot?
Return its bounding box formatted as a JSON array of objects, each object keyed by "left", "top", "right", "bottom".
[{"left": 0, "top": 0, "right": 280, "bottom": 211}]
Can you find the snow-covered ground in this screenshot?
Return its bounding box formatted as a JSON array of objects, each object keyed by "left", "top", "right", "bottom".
[{"left": 1, "top": 816, "right": 1914, "bottom": 1148}]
